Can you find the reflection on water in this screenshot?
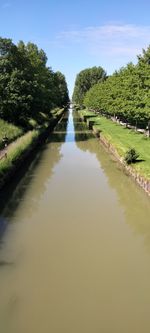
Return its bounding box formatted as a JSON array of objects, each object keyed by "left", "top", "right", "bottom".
[
  {"left": 0, "top": 113, "right": 68, "bottom": 225},
  {"left": 73, "top": 112, "right": 150, "bottom": 250},
  {"left": 0, "top": 108, "right": 150, "bottom": 333}
]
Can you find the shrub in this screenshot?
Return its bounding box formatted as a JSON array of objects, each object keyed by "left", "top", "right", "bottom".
[{"left": 124, "top": 148, "right": 139, "bottom": 164}]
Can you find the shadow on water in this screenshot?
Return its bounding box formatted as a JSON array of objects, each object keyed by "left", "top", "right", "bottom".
[
  {"left": 0, "top": 111, "right": 69, "bottom": 239},
  {"left": 72, "top": 110, "right": 150, "bottom": 251},
  {"left": 47, "top": 111, "right": 69, "bottom": 143},
  {"left": 0, "top": 260, "right": 13, "bottom": 267}
]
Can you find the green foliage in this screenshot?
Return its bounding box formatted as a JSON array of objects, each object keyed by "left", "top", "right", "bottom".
[
  {"left": 80, "top": 110, "right": 150, "bottom": 179},
  {"left": 83, "top": 46, "right": 150, "bottom": 128},
  {"left": 53, "top": 71, "right": 69, "bottom": 108},
  {"left": 0, "top": 130, "right": 38, "bottom": 185},
  {"left": 124, "top": 148, "right": 139, "bottom": 164},
  {"left": 0, "top": 108, "right": 65, "bottom": 188},
  {"left": 0, "top": 119, "right": 23, "bottom": 149},
  {"left": 0, "top": 37, "right": 69, "bottom": 129},
  {"left": 72, "top": 66, "right": 106, "bottom": 107}
]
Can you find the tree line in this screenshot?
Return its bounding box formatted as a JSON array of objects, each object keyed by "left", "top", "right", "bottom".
[
  {"left": 73, "top": 46, "right": 150, "bottom": 129},
  {"left": 72, "top": 66, "right": 106, "bottom": 107},
  {"left": 0, "top": 37, "right": 69, "bottom": 129}
]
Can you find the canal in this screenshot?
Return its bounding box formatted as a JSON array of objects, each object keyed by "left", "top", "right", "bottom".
[{"left": 0, "top": 108, "right": 150, "bottom": 333}]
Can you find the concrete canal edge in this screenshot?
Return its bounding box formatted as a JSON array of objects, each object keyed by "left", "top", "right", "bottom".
[
  {"left": 80, "top": 113, "right": 150, "bottom": 197},
  {"left": 0, "top": 109, "right": 66, "bottom": 191}
]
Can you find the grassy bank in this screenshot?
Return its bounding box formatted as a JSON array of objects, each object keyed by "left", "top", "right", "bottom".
[
  {"left": 0, "top": 107, "right": 64, "bottom": 149},
  {"left": 0, "top": 119, "right": 23, "bottom": 149},
  {"left": 0, "top": 130, "right": 39, "bottom": 188},
  {"left": 0, "top": 108, "right": 65, "bottom": 189},
  {"left": 79, "top": 110, "right": 150, "bottom": 180}
]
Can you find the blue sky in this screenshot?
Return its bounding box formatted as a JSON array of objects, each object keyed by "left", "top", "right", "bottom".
[{"left": 0, "top": 0, "right": 150, "bottom": 96}]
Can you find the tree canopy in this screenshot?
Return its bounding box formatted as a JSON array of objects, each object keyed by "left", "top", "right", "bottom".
[
  {"left": 84, "top": 46, "right": 150, "bottom": 129},
  {"left": 0, "top": 37, "right": 69, "bottom": 129},
  {"left": 72, "top": 66, "right": 106, "bottom": 107}
]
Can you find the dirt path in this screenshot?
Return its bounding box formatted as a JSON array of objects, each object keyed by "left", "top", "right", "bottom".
[
  {"left": 0, "top": 146, "right": 8, "bottom": 160},
  {"left": 0, "top": 135, "right": 25, "bottom": 161}
]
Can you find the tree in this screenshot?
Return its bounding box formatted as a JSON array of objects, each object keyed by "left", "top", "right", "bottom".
[
  {"left": 0, "top": 37, "right": 69, "bottom": 128},
  {"left": 54, "top": 71, "right": 69, "bottom": 108},
  {"left": 83, "top": 45, "right": 150, "bottom": 129},
  {"left": 72, "top": 66, "right": 106, "bottom": 107}
]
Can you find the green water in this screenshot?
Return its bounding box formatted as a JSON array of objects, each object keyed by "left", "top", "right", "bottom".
[{"left": 0, "top": 109, "right": 150, "bottom": 333}]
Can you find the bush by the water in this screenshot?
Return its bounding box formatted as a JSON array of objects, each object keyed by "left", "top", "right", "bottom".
[{"left": 124, "top": 148, "right": 139, "bottom": 164}]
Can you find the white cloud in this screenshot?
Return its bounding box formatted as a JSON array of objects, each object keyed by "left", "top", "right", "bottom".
[{"left": 55, "top": 23, "right": 150, "bottom": 58}]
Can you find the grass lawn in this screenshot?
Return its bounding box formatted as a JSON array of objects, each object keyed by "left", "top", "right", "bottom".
[
  {"left": 0, "top": 119, "right": 23, "bottom": 149},
  {"left": 0, "top": 130, "right": 39, "bottom": 187},
  {"left": 79, "top": 110, "right": 150, "bottom": 180}
]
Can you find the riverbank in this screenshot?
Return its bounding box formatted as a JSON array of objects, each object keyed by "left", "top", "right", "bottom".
[
  {"left": 78, "top": 109, "right": 150, "bottom": 196},
  {"left": 0, "top": 108, "right": 65, "bottom": 190}
]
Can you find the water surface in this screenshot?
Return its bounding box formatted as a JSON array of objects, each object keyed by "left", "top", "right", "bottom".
[{"left": 0, "top": 109, "right": 150, "bottom": 333}]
